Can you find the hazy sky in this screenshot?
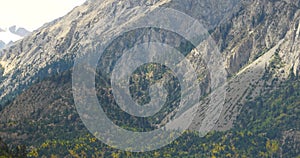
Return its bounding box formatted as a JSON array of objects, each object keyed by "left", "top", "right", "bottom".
[{"left": 0, "top": 0, "right": 86, "bottom": 31}]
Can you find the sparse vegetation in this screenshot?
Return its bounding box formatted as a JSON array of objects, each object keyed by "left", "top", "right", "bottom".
[{"left": 269, "top": 49, "right": 284, "bottom": 69}]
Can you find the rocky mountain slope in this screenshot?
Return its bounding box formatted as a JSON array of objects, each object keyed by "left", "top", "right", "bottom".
[
  {"left": 199, "top": 0, "right": 300, "bottom": 130},
  {"left": 0, "top": 0, "right": 299, "bottom": 157},
  {"left": 0, "top": 0, "right": 240, "bottom": 107}
]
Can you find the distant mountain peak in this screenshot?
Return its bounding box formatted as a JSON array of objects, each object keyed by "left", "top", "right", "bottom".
[
  {"left": 8, "top": 25, "right": 30, "bottom": 37},
  {"left": 0, "top": 25, "right": 31, "bottom": 49}
]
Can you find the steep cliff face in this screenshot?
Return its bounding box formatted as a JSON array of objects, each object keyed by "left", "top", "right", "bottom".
[
  {"left": 213, "top": 0, "right": 300, "bottom": 75},
  {"left": 193, "top": 0, "right": 300, "bottom": 130}
]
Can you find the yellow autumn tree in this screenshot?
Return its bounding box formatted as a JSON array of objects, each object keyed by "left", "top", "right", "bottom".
[{"left": 266, "top": 139, "right": 279, "bottom": 156}]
